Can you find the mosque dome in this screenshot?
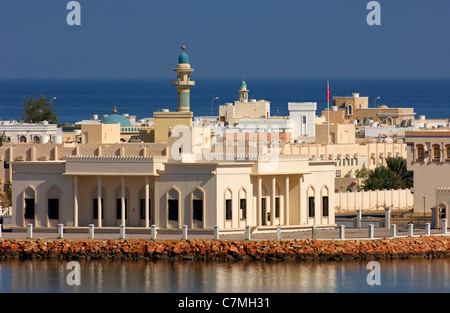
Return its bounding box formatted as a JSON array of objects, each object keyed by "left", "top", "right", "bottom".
[
  {"left": 178, "top": 45, "right": 189, "bottom": 64},
  {"left": 241, "top": 80, "right": 247, "bottom": 89},
  {"left": 101, "top": 107, "right": 133, "bottom": 127},
  {"left": 179, "top": 52, "right": 189, "bottom": 64}
]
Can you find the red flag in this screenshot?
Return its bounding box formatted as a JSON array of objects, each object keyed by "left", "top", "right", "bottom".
[{"left": 327, "top": 81, "right": 331, "bottom": 104}]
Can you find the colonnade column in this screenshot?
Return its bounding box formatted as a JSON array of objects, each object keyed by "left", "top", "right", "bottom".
[
  {"left": 257, "top": 176, "right": 262, "bottom": 227},
  {"left": 121, "top": 177, "right": 126, "bottom": 226},
  {"left": 145, "top": 177, "right": 150, "bottom": 228},
  {"left": 73, "top": 176, "right": 78, "bottom": 227},
  {"left": 97, "top": 176, "right": 102, "bottom": 227},
  {"left": 285, "top": 175, "right": 289, "bottom": 226},
  {"left": 271, "top": 176, "right": 276, "bottom": 226}
]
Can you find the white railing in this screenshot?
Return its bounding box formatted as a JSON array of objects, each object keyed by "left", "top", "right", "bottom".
[{"left": 66, "top": 155, "right": 168, "bottom": 163}]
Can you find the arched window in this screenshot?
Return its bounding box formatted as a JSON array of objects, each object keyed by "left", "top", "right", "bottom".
[
  {"left": 47, "top": 187, "right": 60, "bottom": 220},
  {"left": 432, "top": 144, "right": 441, "bottom": 161},
  {"left": 19, "top": 135, "right": 27, "bottom": 143},
  {"left": 275, "top": 185, "right": 281, "bottom": 219},
  {"left": 446, "top": 145, "right": 450, "bottom": 160},
  {"left": 192, "top": 188, "right": 203, "bottom": 221},
  {"left": 24, "top": 187, "right": 35, "bottom": 220},
  {"left": 321, "top": 185, "right": 329, "bottom": 217},
  {"left": 416, "top": 144, "right": 424, "bottom": 161},
  {"left": 347, "top": 104, "right": 353, "bottom": 116},
  {"left": 225, "top": 188, "right": 232, "bottom": 221},
  {"left": 239, "top": 188, "right": 247, "bottom": 220},
  {"left": 261, "top": 186, "right": 268, "bottom": 225},
  {"left": 307, "top": 186, "right": 315, "bottom": 218},
  {"left": 168, "top": 188, "right": 179, "bottom": 221}
]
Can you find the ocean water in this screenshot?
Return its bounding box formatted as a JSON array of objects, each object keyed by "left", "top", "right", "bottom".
[{"left": 0, "top": 78, "right": 449, "bottom": 124}]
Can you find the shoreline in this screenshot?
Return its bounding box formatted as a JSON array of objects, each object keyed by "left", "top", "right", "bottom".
[{"left": 1, "top": 236, "right": 450, "bottom": 262}]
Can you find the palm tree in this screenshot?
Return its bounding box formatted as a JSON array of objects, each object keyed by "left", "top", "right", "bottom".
[
  {"left": 363, "top": 157, "right": 413, "bottom": 191},
  {"left": 386, "top": 157, "right": 413, "bottom": 188}
]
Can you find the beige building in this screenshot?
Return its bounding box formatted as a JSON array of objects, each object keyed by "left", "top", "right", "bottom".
[
  {"left": 281, "top": 141, "right": 407, "bottom": 179},
  {"left": 315, "top": 123, "right": 356, "bottom": 145},
  {"left": 11, "top": 147, "right": 336, "bottom": 231},
  {"left": 333, "top": 93, "right": 369, "bottom": 118},
  {"left": 219, "top": 80, "right": 270, "bottom": 126},
  {"left": 324, "top": 93, "right": 415, "bottom": 126},
  {"left": 81, "top": 123, "right": 121, "bottom": 144},
  {"left": 405, "top": 130, "right": 450, "bottom": 215}
]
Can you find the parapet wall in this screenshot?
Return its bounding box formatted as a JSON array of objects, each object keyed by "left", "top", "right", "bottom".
[{"left": 0, "top": 236, "right": 449, "bottom": 261}]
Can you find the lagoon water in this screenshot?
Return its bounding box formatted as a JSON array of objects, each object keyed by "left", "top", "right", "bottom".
[{"left": 1, "top": 258, "right": 450, "bottom": 293}]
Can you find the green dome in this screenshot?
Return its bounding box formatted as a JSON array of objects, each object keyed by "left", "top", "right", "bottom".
[
  {"left": 179, "top": 52, "right": 189, "bottom": 64},
  {"left": 241, "top": 80, "right": 247, "bottom": 88},
  {"left": 101, "top": 114, "right": 133, "bottom": 127}
]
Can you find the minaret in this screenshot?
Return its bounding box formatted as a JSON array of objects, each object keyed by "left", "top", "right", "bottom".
[
  {"left": 239, "top": 78, "right": 249, "bottom": 102},
  {"left": 173, "top": 46, "right": 195, "bottom": 112}
]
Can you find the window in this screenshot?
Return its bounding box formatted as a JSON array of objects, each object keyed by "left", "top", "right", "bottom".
[
  {"left": 226, "top": 199, "right": 232, "bottom": 220},
  {"left": 308, "top": 197, "right": 315, "bottom": 218},
  {"left": 416, "top": 145, "right": 424, "bottom": 161},
  {"left": 302, "top": 116, "right": 307, "bottom": 124},
  {"left": 24, "top": 188, "right": 35, "bottom": 219},
  {"left": 168, "top": 199, "right": 178, "bottom": 221},
  {"left": 240, "top": 198, "right": 247, "bottom": 220},
  {"left": 168, "top": 188, "right": 179, "bottom": 221},
  {"left": 446, "top": 145, "right": 450, "bottom": 160},
  {"left": 192, "top": 189, "right": 203, "bottom": 222},
  {"left": 322, "top": 196, "right": 329, "bottom": 217},
  {"left": 432, "top": 145, "right": 441, "bottom": 161},
  {"left": 347, "top": 104, "right": 353, "bottom": 116},
  {"left": 93, "top": 199, "right": 104, "bottom": 219},
  {"left": 24, "top": 198, "right": 35, "bottom": 219},
  {"left": 116, "top": 199, "right": 128, "bottom": 219},
  {"left": 193, "top": 199, "right": 203, "bottom": 221},
  {"left": 275, "top": 197, "right": 280, "bottom": 218},
  {"left": 48, "top": 199, "right": 59, "bottom": 220},
  {"left": 140, "top": 199, "right": 151, "bottom": 220}
]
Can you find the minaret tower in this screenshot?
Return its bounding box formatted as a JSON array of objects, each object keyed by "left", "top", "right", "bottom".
[
  {"left": 239, "top": 77, "right": 249, "bottom": 102},
  {"left": 173, "top": 46, "right": 195, "bottom": 112}
]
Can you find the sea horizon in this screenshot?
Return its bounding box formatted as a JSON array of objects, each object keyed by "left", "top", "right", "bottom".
[{"left": 1, "top": 77, "right": 449, "bottom": 124}]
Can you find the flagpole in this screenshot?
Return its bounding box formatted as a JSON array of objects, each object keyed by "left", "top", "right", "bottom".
[{"left": 327, "top": 80, "right": 330, "bottom": 145}]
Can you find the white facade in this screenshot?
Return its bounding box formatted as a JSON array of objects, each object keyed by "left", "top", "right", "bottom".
[
  {"left": 11, "top": 153, "right": 336, "bottom": 231},
  {"left": 288, "top": 102, "right": 317, "bottom": 140},
  {"left": 0, "top": 121, "right": 60, "bottom": 144}
]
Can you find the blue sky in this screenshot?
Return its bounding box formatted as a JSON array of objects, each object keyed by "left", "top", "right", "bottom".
[{"left": 0, "top": 0, "right": 449, "bottom": 79}]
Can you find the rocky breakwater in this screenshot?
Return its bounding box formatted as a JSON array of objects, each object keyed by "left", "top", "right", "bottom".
[{"left": 0, "top": 236, "right": 450, "bottom": 261}]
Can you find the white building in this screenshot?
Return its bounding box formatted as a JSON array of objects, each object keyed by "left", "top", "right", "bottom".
[
  {"left": 288, "top": 102, "right": 317, "bottom": 140},
  {"left": 0, "top": 120, "right": 61, "bottom": 144}
]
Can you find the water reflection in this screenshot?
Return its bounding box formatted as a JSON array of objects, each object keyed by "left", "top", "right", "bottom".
[{"left": 1, "top": 259, "right": 450, "bottom": 293}]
